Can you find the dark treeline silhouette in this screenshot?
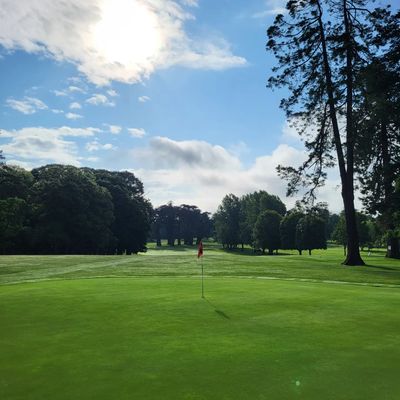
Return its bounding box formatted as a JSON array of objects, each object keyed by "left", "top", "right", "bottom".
[
  {"left": 151, "top": 202, "right": 213, "bottom": 247},
  {"left": 0, "top": 164, "right": 152, "bottom": 255}
]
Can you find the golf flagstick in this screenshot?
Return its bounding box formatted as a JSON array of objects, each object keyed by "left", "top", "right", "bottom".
[{"left": 197, "top": 240, "right": 204, "bottom": 298}]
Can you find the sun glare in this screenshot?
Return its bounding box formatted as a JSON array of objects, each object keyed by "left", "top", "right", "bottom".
[{"left": 92, "top": 0, "right": 163, "bottom": 66}]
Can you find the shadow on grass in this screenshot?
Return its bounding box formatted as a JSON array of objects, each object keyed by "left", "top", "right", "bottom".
[
  {"left": 220, "top": 248, "right": 295, "bottom": 257},
  {"left": 204, "top": 298, "right": 230, "bottom": 320},
  {"left": 363, "top": 264, "right": 399, "bottom": 272}
]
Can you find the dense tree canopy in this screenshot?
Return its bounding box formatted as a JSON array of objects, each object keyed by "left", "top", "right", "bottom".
[
  {"left": 253, "top": 210, "right": 282, "bottom": 255},
  {"left": 296, "top": 215, "right": 327, "bottom": 255},
  {"left": 152, "top": 203, "right": 212, "bottom": 247},
  {"left": 280, "top": 211, "right": 304, "bottom": 255},
  {"left": 0, "top": 164, "right": 152, "bottom": 255}
]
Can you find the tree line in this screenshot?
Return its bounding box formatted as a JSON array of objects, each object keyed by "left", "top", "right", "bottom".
[
  {"left": 214, "top": 190, "right": 392, "bottom": 256},
  {"left": 267, "top": 1, "right": 400, "bottom": 264},
  {"left": 0, "top": 164, "right": 152, "bottom": 254},
  {"left": 151, "top": 202, "right": 213, "bottom": 247}
]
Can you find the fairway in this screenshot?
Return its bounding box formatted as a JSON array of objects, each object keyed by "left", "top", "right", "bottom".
[{"left": 1, "top": 248, "right": 400, "bottom": 399}]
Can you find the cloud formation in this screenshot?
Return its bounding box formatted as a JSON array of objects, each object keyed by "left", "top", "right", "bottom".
[
  {"left": 65, "top": 112, "right": 83, "bottom": 120},
  {"left": 6, "top": 97, "right": 48, "bottom": 114},
  {"left": 138, "top": 95, "right": 151, "bottom": 103},
  {"left": 128, "top": 128, "right": 146, "bottom": 138},
  {"left": 1, "top": 126, "right": 98, "bottom": 165},
  {"left": 86, "top": 94, "right": 115, "bottom": 107},
  {"left": 0, "top": 0, "right": 246, "bottom": 85}
]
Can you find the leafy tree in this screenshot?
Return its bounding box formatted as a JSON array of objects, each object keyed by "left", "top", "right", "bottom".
[
  {"left": 91, "top": 169, "right": 152, "bottom": 254},
  {"left": 177, "top": 205, "right": 201, "bottom": 246},
  {"left": 155, "top": 203, "right": 179, "bottom": 246},
  {"left": 214, "top": 194, "right": 241, "bottom": 249},
  {"left": 30, "top": 165, "right": 115, "bottom": 254},
  {"left": 327, "top": 213, "right": 340, "bottom": 240},
  {"left": 266, "top": 0, "right": 388, "bottom": 265},
  {"left": 332, "top": 211, "right": 371, "bottom": 254},
  {"left": 0, "top": 150, "right": 4, "bottom": 165},
  {"left": 0, "top": 165, "right": 33, "bottom": 200},
  {"left": 354, "top": 11, "right": 400, "bottom": 257},
  {"left": 296, "top": 215, "right": 327, "bottom": 255},
  {"left": 253, "top": 210, "right": 282, "bottom": 255},
  {"left": 280, "top": 210, "right": 304, "bottom": 254},
  {"left": 195, "top": 212, "right": 213, "bottom": 244},
  {"left": 239, "top": 190, "right": 286, "bottom": 248},
  {"left": 0, "top": 198, "right": 29, "bottom": 254}
]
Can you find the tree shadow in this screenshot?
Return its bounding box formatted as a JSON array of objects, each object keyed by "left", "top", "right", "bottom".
[
  {"left": 363, "top": 264, "right": 399, "bottom": 272},
  {"left": 204, "top": 298, "right": 230, "bottom": 320}
]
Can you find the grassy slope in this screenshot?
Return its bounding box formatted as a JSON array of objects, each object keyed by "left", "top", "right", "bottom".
[{"left": 1, "top": 246, "right": 400, "bottom": 399}]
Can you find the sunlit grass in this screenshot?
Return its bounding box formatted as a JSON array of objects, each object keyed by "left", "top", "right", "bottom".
[{"left": 1, "top": 246, "right": 400, "bottom": 399}]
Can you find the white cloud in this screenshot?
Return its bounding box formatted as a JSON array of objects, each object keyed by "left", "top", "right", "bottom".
[
  {"left": 128, "top": 128, "right": 146, "bottom": 138},
  {"left": 6, "top": 96, "right": 48, "bottom": 114},
  {"left": 86, "top": 94, "right": 115, "bottom": 107},
  {"left": 69, "top": 102, "right": 82, "bottom": 109},
  {"left": 86, "top": 139, "right": 116, "bottom": 152},
  {"left": 1, "top": 126, "right": 97, "bottom": 166},
  {"left": 138, "top": 95, "right": 151, "bottom": 103},
  {"left": 68, "top": 85, "right": 86, "bottom": 94},
  {"left": 0, "top": 0, "right": 246, "bottom": 85},
  {"left": 52, "top": 109, "right": 64, "bottom": 114},
  {"left": 107, "top": 89, "right": 118, "bottom": 97},
  {"left": 253, "top": 0, "right": 287, "bottom": 18},
  {"left": 65, "top": 112, "right": 83, "bottom": 120},
  {"left": 104, "top": 124, "right": 122, "bottom": 134},
  {"left": 53, "top": 89, "right": 68, "bottom": 97}
]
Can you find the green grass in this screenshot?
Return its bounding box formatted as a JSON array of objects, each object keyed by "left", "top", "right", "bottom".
[{"left": 1, "top": 246, "right": 400, "bottom": 399}]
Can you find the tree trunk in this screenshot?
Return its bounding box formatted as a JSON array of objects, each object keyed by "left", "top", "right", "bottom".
[
  {"left": 316, "top": 0, "right": 364, "bottom": 265},
  {"left": 298, "top": 249, "right": 302, "bottom": 255},
  {"left": 342, "top": 186, "right": 364, "bottom": 265},
  {"left": 308, "top": 249, "right": 312, "bottom": 255},
  {"left": 268, "top": 248, "right": 273, "bottom": 255},
  {"left": 387, "top": 238, "right": 400, "bottom": 259}
]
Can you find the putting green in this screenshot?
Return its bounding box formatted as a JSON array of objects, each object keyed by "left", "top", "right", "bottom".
[{"left": 1, "top": 276, "right": 400, "bottom": 399}]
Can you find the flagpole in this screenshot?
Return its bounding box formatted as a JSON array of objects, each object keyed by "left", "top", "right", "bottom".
[{"left": 201, "top": 257, "right": 204, "bottom": 298}]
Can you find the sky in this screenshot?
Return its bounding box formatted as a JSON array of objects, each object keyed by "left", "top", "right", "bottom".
[{"left": 0, "top": 0, "right": 396, "bottom": 213}]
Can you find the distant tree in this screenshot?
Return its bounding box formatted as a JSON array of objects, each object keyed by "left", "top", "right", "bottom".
[
  {"left": 0, "top": 165, "right": 33, "bottom": 200},
  {"left": 239, "top": 190, "right": 286, "bottom": 248},
  {"left": 177, "top": 204, "right": 201, "bottom": 246},
  {"left": 30, "top": 165, "right": 115, "bottom": 254},
  {"left": 332, "top": 214, "right": 347, "bottom": 255},
  {"left": 155, "top": 203, "right": 178, "bottom": 246},
  {"left": 0, "top": 197, "right": 29, "bottom": 254},
  {"left": 327, "top": 213, "right": 340, "bottom": 240},
  {"left": 332, "top": 211, "right": 370, "bottom": 254},
  {"left": 296, "top": 215, "right": 327, "bottom": 255},
  {"left": 0, "top": 150, "right": 4, "bottom": 165},
  {"left": 0, "top": 165, "right": 33, "bottom": 253},
  {"left": 195, "top": 212, "right": 213, "bottom": 244},
  {"left": 91, "top": 169, "right": 152, "bottom": 254},
  {"left": 280, "top": 211, "right": 304, "bottom": 255},
  {"left": 214, "top": 194, "right": 241, "bottom": 249},
  {"left": 253, "top": 210, "right": 282, "bottom": 255}
]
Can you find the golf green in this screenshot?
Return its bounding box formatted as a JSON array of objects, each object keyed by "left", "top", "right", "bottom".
[{"left": 1, "top": 274, "right": 400, "bottom": 399}]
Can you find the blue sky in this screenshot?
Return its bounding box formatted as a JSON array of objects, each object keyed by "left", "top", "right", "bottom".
[{"left": 0, "top": 0, "right": 396, "bottom": 212}]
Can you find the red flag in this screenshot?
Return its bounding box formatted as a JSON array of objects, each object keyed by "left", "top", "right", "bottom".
[{"left": 197, "top": 240, "right": 203, "bottom": 258}]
